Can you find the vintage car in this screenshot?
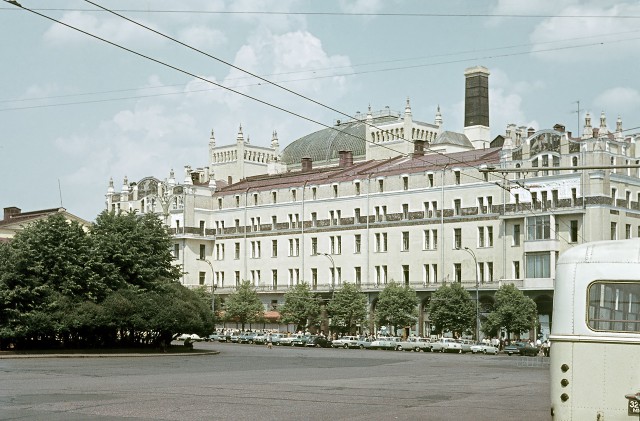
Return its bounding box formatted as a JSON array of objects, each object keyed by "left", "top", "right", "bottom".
[
  {"left": 370, "top": 337, "right": 401, "bottom": 350},
  {"left": 305, "top": 335, "right": 332, "bottom": 348},
  {"left": 470, "top": 342, "right": 498, "bottom": 355},
  {"left": 431, "top": 337, "right": 463, "bottom": 353},
  {"left": 504, "top": 341, "right": 539, "bottom": 356},
  {"left": 396, "top": 337, "right": 431, "bottom": 352},
  {"left": 331, "top": 336, "right": 359, "bottom": 349}
]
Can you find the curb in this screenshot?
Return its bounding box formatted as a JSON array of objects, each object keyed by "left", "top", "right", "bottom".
[{"left": 0, "top": 349, "right": 220, "bottom": 359}]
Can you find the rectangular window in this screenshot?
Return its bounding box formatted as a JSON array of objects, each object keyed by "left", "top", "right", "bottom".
[
  {"left": 432, "top": 229, "right": 438, "bottom": 250},
  {"left": 312, "top": 187, "right": 317, "bottom": 200},
  {"left": 289, "top": 239, "right": 294, "bottom": 256},
  {"left": 423, "top": 230, "right": 430, "bottom": 250},
  {"left": 402, "top": 231, "right": 410, "bottom": 251},
  {"left": 272, "top": 240, "right": 278, "bottom": 257},
  {"left": 218, "top": 198, "right": 223, "bottom": 210},
  {"left": 424, "top": 264, "right": 430, "bottom": 284},
  {"left": 552, "top": 190, "right": 559, "bottom": 208},
  {"left": 295, "top": 239, "right": 300, "bottom": 256},
  {"left": 354, "top": 208, "right": 361, "bottom": 223},
  {"left": 478, "top": 263, "right": 484, "bottom": 284},
  {"left": 432, "top": 264, "right": 438, "bottom": 283},
  {"left": 432, "top": 201, "right": 438, "bottom": 217},
  {"left": 311, "top": 237, "right": 317, "bottom": 255},
  {"left": 292, "top": 189, "right": 297, "bottom": 202},
  {"left": 454, "top": 228, "right": 462, "bottom": 249},
  {"left": 513, "top": 261, "right": 520, "bottom": 279},
  {"left": 611, "top": 222, "right": 617, "bottom": 240},
  {"left": 454, "top": 170, "right": 461, "bottom": 185},
  {"left": 527, "top": 215, "right": 551, "bottom": 240},
  {"left": 173, "top": 244, "right": 179, "bottom": 259},
  {"left": 271, "top": 215, "right": 277, "bottom": 229},
  {"left": 336, "top": 236, "right": 342, "bottom": 254},
  {"left": 487, "top": 262, "right": 493, "bottom": 282},
  {"left": 311, "top": 268, "right": 318, "bottom": 289},
  {"left": 378, "top": 179, "right": 384, "bottom": 193},
  {"left": 403, "top": 265, "right": 410, "bottom": 285},
  {"left": 478, "top": 197, "right": 484, "bottom": 214},
  {"left": 272, "top": 270, "right": 278, "bottom": 290},
  {"left": 487, "top": 226, "right": 493, "bottom": 247},
  {"left": 235, "top": 271, "right": 240, "bottom": 286},
  {"left": 478, "top": 227, "right": 485, "bottom": 248},
  {"left": 454, "top": 199, "right": 461, "bottom": 216},
  {"left": 402, "top": 203, "right": 409, "bottom": 220},
  {"left": 428, "top": 173, "right": 434, "bottom": 187},
  {"left": 571, "top": 188, "right": 577, "bottom": 206},
  {"left": 235, "top": 242, "right": 240, "bottom": 260},
  {"left": 375, "top": 266, "right": 381, "bottom": 285},
  {"left": 487, "top": 196, "right": 492, "bottom": 211},
  {"left": 329, "top": 210, "right": 335, "bottom": 226},
  {"left": 513, "top": 224, "right": 521, "bottom": 246},
  {"left": 626, "top": 224, "right": 632, "bottom": 240},
  {"left": 199, "top": 271, "right": 206, "bottom": 285},
  {"left": 541, "top": 191, "right": 548, "bottom": 209},
  {"left": 354, "top": 234, "right": 361, "bottom": 253},
  {"left": 382, "top": 265, "right": 387, "bottom": 284},
  {"left": 272, "top": 191, "right": 277, "bottom": 203},
  {"left": 570, "top": 220, "right": 578, "bottom": 243},
  {"left": 253, "top": 193, "right": 258, "bottom": 205},
  {"left": 382, "top": 233, "right": 388, "bottom": 252},
  {"left": 526, "top": 252, "right": 551, "bottom": 278},
  {"left": 354, "top": 267, "right": 361, "bottom": 285},
  {"left": 355, "top": 182, "right": 360, "bottom": 196},
  {"left": 332, "top": 184, "right": 338, "bottom": 198},
  {"left": 454, "top": 263, "right": 461, "bottom": 282},
  {"left": 311, "top": 212, "right": 317, "bottom": 227},
  {"left": 587, "top": 281, "right": 640, "bottom": 332},
  {"left": 375, "top": 233, "right": 381, "bottom": 252}
]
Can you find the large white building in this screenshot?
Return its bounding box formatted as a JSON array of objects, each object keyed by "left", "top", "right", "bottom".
[{"left": 106, "top": 66, "right": 640, "bottom": 337}]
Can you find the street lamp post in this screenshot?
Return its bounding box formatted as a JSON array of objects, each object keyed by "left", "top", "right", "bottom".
[
  {"left": 200, "top": 258, "right": 217, "bottom": 328},
  {"left": 463, "top": 247, "right": 480, "bottom": 341}
]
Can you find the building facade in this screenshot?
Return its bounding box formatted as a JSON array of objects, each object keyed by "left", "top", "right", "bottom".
[{"left": 106, "top": 67, "right": 640, "bottom": 338}]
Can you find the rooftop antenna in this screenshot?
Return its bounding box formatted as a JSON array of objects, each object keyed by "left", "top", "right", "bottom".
[{"left": 58, "top": 179, "right": 64, "bottom": 207}]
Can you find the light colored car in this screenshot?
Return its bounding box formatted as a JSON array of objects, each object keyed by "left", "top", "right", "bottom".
[
  {"left": 175, "top": 333, "right": 202, "bottom": 341},
  {"left": 370, "top": 337, "right": 401, "bottom": 350},
  {"left": 470, "top": 343, "right": 498, "bottom": 355},
  {"left": 356, "top": 336, "right": 374, "bottom": 349},
  {"left": 278, "top": 334, "right": 298, "bottom": 346},
  {"left": 458, "top": 339, "right": 474, "bottom": 353},
  {"left": 397, "top": 337, "right": 432, "bottom": 352},
  {"left": 431, "top": 337, "right": 462, "bottom": 353},
  {"left": 331, "top": 336, "right": 359, "bottom": 349}
]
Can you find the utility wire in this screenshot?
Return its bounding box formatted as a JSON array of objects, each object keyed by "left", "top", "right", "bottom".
[{"left": 2, "top": 7, "right": 640, "bottom": 19}]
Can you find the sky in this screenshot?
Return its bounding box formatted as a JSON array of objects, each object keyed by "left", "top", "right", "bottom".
[{"left": 1, "top": 0, "right": 639, "bottom": 222}]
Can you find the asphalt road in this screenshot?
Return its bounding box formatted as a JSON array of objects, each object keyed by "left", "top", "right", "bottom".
[{"left": 0, "top": 341, "right": 550, "bottom": 421}]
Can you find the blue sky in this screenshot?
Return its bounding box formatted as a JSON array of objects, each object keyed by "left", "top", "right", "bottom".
[{"left": 2, "top": 0, "right": 639, "bottom": 221}]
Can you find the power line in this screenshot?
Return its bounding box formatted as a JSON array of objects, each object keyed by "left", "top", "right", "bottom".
[{"left": 2, "top": 7, "right": 640, "bottom": 19}]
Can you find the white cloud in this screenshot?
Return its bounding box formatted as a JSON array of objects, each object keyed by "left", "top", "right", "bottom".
[
  {"left": 528, "top": 2, "right": 640, "bottom": 62},
  {"left": 43, "top": 12, "right": 163, "bottom": 47},
  {"left": 593, "top": 87, "right": 640, "bottom": 119},
  {"left": 177, "top": 26, "right": 228, "bottom": 51}
]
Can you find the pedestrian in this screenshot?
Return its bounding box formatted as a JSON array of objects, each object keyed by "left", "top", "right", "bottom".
[{"left": 266, "top": 334, "right": 273, "bottom": 349}]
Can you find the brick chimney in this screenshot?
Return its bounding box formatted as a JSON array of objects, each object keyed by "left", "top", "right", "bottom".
[
  {"left": 338, "top": 150, "right": 353, "bottom": 168},
  {"left": 301, "top": 157, "right": 312, "bottom": 172},
  {"left": 3, "top": 207, "right": 21, "bottom": 221}
]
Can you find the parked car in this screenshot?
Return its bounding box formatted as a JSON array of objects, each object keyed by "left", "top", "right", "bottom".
[
  {"left": 458, "top": 339, "right": 474, "bottom": 353},
  {"left": 431, "top": 337, "right": 462, "bottom": 353},
  {"left": 397, "top": 337, "right": 432, "bottom": 352},
  {"left": 269, "top": 333, "right": 285, "bottom": 345},
  {"left": 504, "top": 341, "right": 539, "bottom": 356},
  {"left": 252, "top": 333, "right": 268, "bottom": 344},
  {"left": 229, "top": 333, "right": 241, "bottom": 343},
  {"left": 218, "top": 332, "right": 232, "bottom": 342},
  {"left": 175, "top": 333, "right": 202, "bottom": 341},
  {"left": 205, "top": 333, "right": 220, "bottom": 342},
  {"left": 238, "top": 332, "right": 257, "bottom": 344},
  {"left": 306, "top": 335, "right": 332, "bottom": 348},
  {"left": 370, "top": 337, "right": 401, "bottom": 350},
  {"left": 331, "top": 336, "right": 359, "bottom": 349},
  {"left": 470, "top": 343, "right": 498, "bottom": 355},
  {"left": 278, "top": 334, "right": 298, "bottom": 346},
  {"left": 291, "top": 335, "right": 311, "bottom": 347},
  {"left": 356, "top": 336, "right": 375, "bottom": 350}
]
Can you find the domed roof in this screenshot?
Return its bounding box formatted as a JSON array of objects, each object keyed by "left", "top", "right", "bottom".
[{"left": 282, "top": 120, "right": 368, "bottom": 166}]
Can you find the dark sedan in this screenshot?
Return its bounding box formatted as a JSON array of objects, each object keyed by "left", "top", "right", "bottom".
[
  {"left": 305, "top": 335, "right": 332, "bottom": 348},
  {"left": 504, "top": 341, "right": 539, "bottom": 356}
]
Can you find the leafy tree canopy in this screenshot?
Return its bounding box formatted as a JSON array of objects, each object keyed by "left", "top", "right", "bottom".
[
  {"left": 223, "top": 280, "right": 264, "bottom": 330},
  {"left": 487, "top": 284, "right": 537, "bottom": 339},
  {"left": 428, "top": 283, "right": 475, "bottom": 338},
  {"left": 327, "top": 283, "right": 367, "bottom": 335},
  {"left": 375, "top": 282, "right": 418, "bottom": 335},
  {"left": 279, "top": 282, "right": 321, "bottom": 333}
]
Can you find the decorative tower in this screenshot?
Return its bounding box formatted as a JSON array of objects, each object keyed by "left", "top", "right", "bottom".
[
  {"left": 435, "top": 105, "right": 443, "bottom": 127},
  {"left": 583, "top": 112, "right": 593, "bottom": 139}
]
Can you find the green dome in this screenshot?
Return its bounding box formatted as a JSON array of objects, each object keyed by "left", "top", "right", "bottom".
[{"left": 282, "top": 120, "right": 367, "bottom": 166}]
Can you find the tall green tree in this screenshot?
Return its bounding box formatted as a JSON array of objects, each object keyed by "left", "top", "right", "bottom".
[
  {"left": 327, "top": 283, "right": 367, "bottom": 335},
  {"left": 91, "top": 210, "right": 181, "bottom": 291},
  {"left": 428, "top": 283, "right": 475, "bottom": 338},
  {"left": 375, "top": 282, "right": 418, "bottom": 336},
  {"left": 224, "top": 280, "right": 264, "bottom": 330},
  {"left": 488, "top": 284, "right": 537, "bottom": 339},
  {"left": 279, "top": 283, "right": 321, "bottom": 333}
]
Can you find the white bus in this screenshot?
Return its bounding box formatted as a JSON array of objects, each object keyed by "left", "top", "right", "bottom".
[{"left": 550, "top": 239, "right": 640, "bottom": 420}]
